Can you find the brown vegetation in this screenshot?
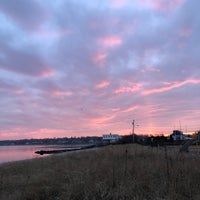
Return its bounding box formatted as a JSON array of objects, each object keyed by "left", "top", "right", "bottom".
[{"left": 1, "top": 144, "right": 200, "bottom": 200}]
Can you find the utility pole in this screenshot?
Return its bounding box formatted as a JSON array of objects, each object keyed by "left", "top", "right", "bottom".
[
  {"left": 132, "top": 120, "right": 135, "bottom": 143},
  {"left": 179, "top": 120, "right": 182, "bottom": 131}
]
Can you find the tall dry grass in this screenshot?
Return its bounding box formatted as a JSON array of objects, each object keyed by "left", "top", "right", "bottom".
[{"left": 1, "top": 144, "right": 200, "bottom": 200}]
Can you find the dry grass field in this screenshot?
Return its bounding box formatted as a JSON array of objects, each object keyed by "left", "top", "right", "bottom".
[{"left": 1, "top": 144, "right": 200, "bottom": 200}]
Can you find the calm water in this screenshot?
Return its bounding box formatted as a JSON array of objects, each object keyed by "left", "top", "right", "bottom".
[{"left": 0, "top": 145, "right": 68, "bottom": 164}]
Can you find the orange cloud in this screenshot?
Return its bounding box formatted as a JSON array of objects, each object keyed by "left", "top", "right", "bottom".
[
  {"left": 142, "top": 79, "right": 200, "bottom": 95},
  {"left": 98, "top": 35, "right": 122, "bottom": 47}
]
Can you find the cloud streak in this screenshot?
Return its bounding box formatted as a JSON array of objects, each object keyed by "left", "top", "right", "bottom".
[{"left": 142, "top": 79, "right": 200, "bottom": 95}]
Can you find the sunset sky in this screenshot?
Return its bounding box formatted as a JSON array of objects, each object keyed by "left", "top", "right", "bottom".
[{"left": 0, "top": 0, "right": 200, "bottom": 140}]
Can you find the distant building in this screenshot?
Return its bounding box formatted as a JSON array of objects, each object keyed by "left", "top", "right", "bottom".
[
  {"left": 196, "top": 131, "right": 200, "bottom": 141},
  {"left": 102, "top": 133, "right": 121, "bottom": 143},
  {"left": 171, "top": 130, "right": 192, "bottom": 141}
]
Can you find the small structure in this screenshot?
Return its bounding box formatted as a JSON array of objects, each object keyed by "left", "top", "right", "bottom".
[
  {"left": 171, "top": 130, "right": 192, "bottom": 141},
  {"left": 102, "top": 133, "right": 121, "bottom": 143},
  {"left": 171, "top": 130, "right": 184, "bottom": 141},
  {"left": 196, "top": 131, "right": 200, "bottom": 142}
]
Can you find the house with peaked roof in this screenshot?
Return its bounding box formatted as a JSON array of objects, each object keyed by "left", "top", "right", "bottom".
[
  {"left": 102, "top": 133, "right": 121, "bottom": 143},
  {"left": 171, "top": 130, "right": 192, "bottom": 141}
]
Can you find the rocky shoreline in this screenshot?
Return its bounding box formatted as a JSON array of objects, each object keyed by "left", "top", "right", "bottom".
[{"left": 35, "top": 144, "right": 97, "bottom": 155}]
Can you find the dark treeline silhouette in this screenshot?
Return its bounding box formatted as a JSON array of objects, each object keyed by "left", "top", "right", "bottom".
[{"left": 0, "top": 136, "right": 102, "bottom": 146}]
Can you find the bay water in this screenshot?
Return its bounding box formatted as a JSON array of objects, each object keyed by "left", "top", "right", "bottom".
[{"left": 0, "top": 145, "right": 70, "bottom": 164}]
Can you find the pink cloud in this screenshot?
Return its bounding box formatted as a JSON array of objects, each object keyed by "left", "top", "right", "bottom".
[
  {"left": 36, "top": 28, "right": 71, "bottom": 38},
  {"left": 111, "top": 107, "right": 120, "bottom": 112},
  {"left": 137, "top": 0, "right": 152, "bottom": 8},
  {"left": 78, "top": 89, "right": 90, "bottom": 95},
  {"left": 95, "top": 81, "right": 110, "bottom": 89},
  {"left": 40, "top": 68, "right": 55, "bottom": 78},
  {"left": 14, "top": 89, "right": 24, "bottom": 94},
  {"left": 88, "top": 115, "right": 116, "bottom": 129},
  {"left": 141, "top": 67, "right": 161, "bottom": 73},
  {"left": 122, "top": 106, "right": 138, "bottom": 113},
  {"left": 110, "top": 0, "right": 129, "bottom": 8},
  {"left": 0, "top": 128, "right": 68, "bottom": 140},
  {"left": 163, "top": 81, "right": 171, "bottom": 85},
  {"left": 114, "top": 84, "right": 142, "bottom": 94},
  {"left": 179, "top": 28, "right": 192, "bottom": 37},
  {"left": 98, "top": 35, "right": 122, "bottom": 48},
  {"left": 142, "top": 79, "right": 200, "bottom": 95},
  {"left": 0, "top": 79, "right": 24, "bottom": 94},
  {"left": 138, "top": 0, "right": 185, "bottom": 11},
  {"left": 153, "top": 0, "right": 185, "bottom": 11},
  {"left": 51, "top": 89, "right": 73, "bottom": 96},
  {"left": 89, "top": 18, "right": 120, "bottom": 30},
  {"left": 29, "top": 128, "right": 68, "bottom": 139},
  {"left": 92, "top": 52, "right": 107, "bottom": 67}
]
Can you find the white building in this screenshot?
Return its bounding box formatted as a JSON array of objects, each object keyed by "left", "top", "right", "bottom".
[
  {"left": 171, "top": 130, "right": 192, "bottom": 141},
  {"left": 102, "top": 133, "right": 121, "bottom": 143}
]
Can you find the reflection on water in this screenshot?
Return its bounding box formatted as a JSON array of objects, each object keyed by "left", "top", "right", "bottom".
[{"left": 0, "top": 145, "right": 64, "bottom": 164}]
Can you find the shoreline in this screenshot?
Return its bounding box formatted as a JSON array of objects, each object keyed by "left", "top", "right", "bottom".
[
  {"left": 34, "top": 144, "right": 106, "bottom": 155},
  {"left": 0, "top": 144, "right": 97, "bottom": 165}
]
